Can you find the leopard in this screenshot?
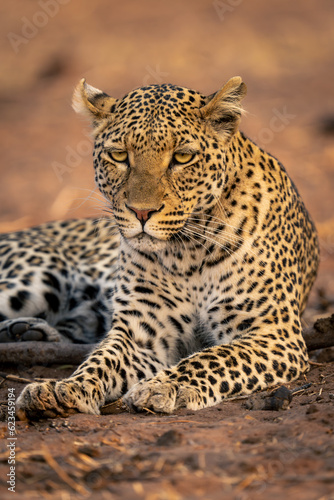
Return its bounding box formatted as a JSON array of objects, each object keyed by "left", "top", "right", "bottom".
[{"left": 1, "top": 76, "right": 319, "bottom": 419}]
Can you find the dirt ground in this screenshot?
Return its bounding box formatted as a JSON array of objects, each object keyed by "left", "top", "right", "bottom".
[{"left": 0, "top": 0, "right": 334, "bottom": 499}]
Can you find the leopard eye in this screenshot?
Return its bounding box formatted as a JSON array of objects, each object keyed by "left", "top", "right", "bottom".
[
  {"left": 173, "top": 152, "right": 194, "bottom": 164},
  {"left": 109, "top": 151, "right": 128, "bottom": 163}
]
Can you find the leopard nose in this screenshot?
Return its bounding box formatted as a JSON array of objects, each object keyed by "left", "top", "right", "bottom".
[{"left": 126, "top": 204, "right": 164, "bottom": 224}]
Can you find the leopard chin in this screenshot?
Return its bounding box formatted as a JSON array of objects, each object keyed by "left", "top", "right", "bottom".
[{"left": 124, "top": 232, "right": 169, "bottom": 253}]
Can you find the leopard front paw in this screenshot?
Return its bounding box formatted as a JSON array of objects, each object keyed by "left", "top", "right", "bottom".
[
  {"left": 16, "top": 379, "right": 99, "bottom": 421},
  {"left": 124, "top": 376, "right": 204, "bottom": 414}
]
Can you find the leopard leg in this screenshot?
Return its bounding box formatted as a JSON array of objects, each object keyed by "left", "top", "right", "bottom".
[
  {"left": 16, "top": 330, "right": 169, "bottom": 419},
  {"left": 16, "top": 267, "right": 197, "bottom": 419},
  {"left": 124, "top": 325, "right": 309, "bottom": 413}
]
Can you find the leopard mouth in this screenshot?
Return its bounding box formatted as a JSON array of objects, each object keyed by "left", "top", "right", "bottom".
[{"left": 125, "top": 232, "right": 169, "bottom": 252}]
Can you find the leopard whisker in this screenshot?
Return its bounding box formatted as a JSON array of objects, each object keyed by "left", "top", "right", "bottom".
[
  {"left": 186, "top": 219, "right": 245, "bottom": 244},
  {"left": 181, "top": 227, "right": 234, "bottom": 258},
  {"left": 179, "top": 229, "right": 213, "bottom": 256}
]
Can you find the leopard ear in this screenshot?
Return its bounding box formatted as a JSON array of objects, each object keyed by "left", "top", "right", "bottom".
[
  {"left": 201, "top": 76, "right": 247, "bottom": 138},
  {"left": 72, "top": 78, "right": 117, "bottom": 123}
]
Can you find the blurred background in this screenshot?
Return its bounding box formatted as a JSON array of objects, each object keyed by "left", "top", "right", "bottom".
[{"left": 0, "top": 0, "right": 333, "bottom": 294}]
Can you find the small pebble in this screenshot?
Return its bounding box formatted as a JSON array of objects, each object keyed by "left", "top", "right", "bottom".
[{"left": 156, "top": 429, "right": 183, "bottom": 446}]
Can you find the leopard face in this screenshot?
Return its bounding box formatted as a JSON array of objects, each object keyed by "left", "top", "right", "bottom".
[{"left": 73, "top": 78, "right": 246, "bottom": 252}]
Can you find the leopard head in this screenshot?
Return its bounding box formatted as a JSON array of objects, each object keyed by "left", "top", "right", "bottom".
[{"left": 73, "top": 77, "right": 246, "bottom": 251}]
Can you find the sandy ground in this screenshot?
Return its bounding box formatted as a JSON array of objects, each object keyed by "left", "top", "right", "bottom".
[{"left": 0, "top": 0, "right": 333, "bottom": 498}]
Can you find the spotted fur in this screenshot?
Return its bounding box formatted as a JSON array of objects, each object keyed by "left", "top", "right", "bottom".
[
  {"left": 0, "top": 219, "right": 118, "bottom": 343},
  {"left": 11, "top": 77, "right": 319, "bottom": 418}
]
